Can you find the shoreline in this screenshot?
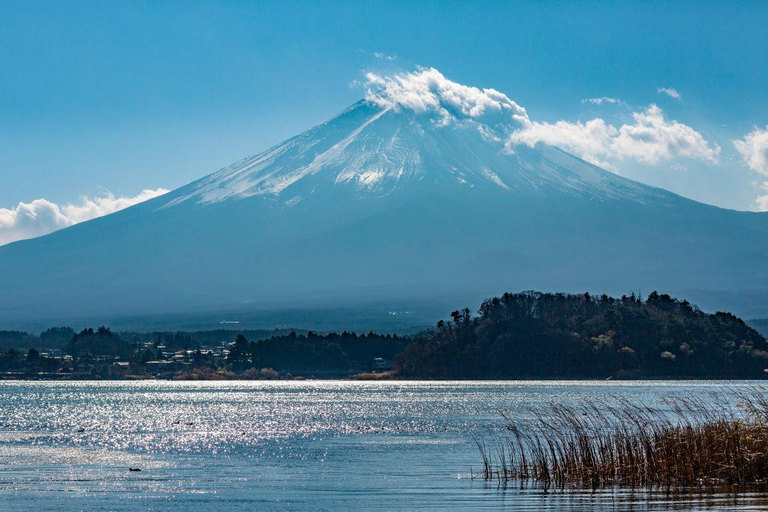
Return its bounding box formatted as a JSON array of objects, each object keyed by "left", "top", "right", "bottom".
[{"left": 2, "top": 375, "right": 765, "bottom": 382}]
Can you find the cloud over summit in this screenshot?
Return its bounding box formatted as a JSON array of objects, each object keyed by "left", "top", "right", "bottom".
[
  {"left": 364, "top": 68, "right": 530, "bottom": 129},
  {"left": 364, "top": 68, "right": 719, "bottom": 171}
]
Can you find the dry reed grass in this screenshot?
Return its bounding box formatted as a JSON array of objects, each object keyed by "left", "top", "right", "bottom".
[{"left": 477, "top": 388, "right": 768, "bottom": 489}]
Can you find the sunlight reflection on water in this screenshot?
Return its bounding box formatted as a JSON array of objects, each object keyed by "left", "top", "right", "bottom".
[{"left": 0, "top": 380, "right": 766, "bottom": 510}]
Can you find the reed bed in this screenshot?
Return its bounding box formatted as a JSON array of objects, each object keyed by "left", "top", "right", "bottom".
[{"left": 477, "top": 389, "right": 768, "bottom": 489}]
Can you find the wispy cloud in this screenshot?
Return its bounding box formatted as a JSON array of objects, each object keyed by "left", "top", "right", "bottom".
[
  {"left": 581, "top": 97, "right": 629, "bottom": 108},
  {"left": 0, "top": 188, "right": 168, "bottom": 246},
  {"left": 733, "top": 126, "right": 768, "bottom": 211},
  {"left": 658, "top": 87, "right": 681, "bottom": 99},
  {"left": 373, "top": 52, "right": 397, "bottom": 61}
]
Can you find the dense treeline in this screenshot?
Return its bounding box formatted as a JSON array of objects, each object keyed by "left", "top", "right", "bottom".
[
  {"left": 227, "top": 331, "right": 407, "bottom": 372},
  {"left": 0, "top": 330, "right": 40, "bottom": 351},
  {"left": 120, "top": 329, "right": 303, "bottom": 349},
  {"left": 395, "top": 291, "right": 768, "bottom": 379},
  {"left": 0, "top": 327, "right": 406, "bottom": 378},
  {"left": 0, "top": 328, "right": 303, "bottom": 352}
]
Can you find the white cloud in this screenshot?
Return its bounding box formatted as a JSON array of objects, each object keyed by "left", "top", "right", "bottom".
[
  {"left": 756, "top": 188, "right": 768, "bottom": 212},
  {"left": 658, "top": 87, "right": 681, "bottom": 99},
  {"left": 364, "top": 67, "right": 530, "bottom": 131},
  {"left": 581, "top": 97, "right": 629, "bottom": 108},
  {"left": 373, "top": 52, "right": 397, "bottom": 61},
  {"left": 733, "top": 126, "right": 768, "bottom": 211},
  {"left": 733, "top": 126, "right": 768, "bottom": 176},
  {"left": 0, "top": 188, "right": 168, "bottom": 246},
  {"left": 507, "top": 117, "right": 619, "bottom": 169},
  {"left": 613, "top": 105, "right": 718, "bottom": 163},
  {"left": 508, "top": 104, "right": 720, "bottom": 167}
]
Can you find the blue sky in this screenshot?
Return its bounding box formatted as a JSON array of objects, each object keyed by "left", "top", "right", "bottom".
[{"left": 2, "top": 0, "right": 768, "bottom": 219}]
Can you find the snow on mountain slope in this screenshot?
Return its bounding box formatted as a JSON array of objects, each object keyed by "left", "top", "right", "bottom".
[{"left": 162, "top": 70, "right": 671, "bottom": 209}]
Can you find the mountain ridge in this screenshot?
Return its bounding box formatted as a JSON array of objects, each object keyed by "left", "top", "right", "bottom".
[{"left": 158, "top": 100, "right": 680, "bottom": 210}]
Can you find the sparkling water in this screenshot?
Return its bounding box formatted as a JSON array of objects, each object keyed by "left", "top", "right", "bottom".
[{"left": 0, "top": 380, "right": 766, "bottom": 510}]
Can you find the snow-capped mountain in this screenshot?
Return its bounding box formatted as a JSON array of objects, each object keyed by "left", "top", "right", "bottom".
[
  {"left": 162, "top": 99, "right": 666, "bottom": 207},
  {"left": 1, "top": 70, "right": 767, "bottom": 327}
]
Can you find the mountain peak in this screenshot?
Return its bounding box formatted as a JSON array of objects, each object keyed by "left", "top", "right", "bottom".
[{"left": 162, "top": 71, "right": 670, "bottom": 209}]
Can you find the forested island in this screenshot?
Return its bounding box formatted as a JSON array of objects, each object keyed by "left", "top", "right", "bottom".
[
  {"left": 1, "top": 291, "right": 766, "bottom": 380},
  {"left": 397, "top": 291, "right": 768, "bottom": 379}
]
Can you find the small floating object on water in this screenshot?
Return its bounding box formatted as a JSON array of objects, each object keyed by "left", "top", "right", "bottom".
[
  {"left": 128, "top": 468, "right": 141, "bottom": 472},
  {"left": 185, "top": 422, "right": 194, "bottom": 426},
  {"left": 77, "top": 428, "right": 85, "bottom": 433}
]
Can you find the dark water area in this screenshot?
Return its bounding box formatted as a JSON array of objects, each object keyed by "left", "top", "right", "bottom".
[{"left": 0, "top": 380, "right": 766, "bottom": 510}]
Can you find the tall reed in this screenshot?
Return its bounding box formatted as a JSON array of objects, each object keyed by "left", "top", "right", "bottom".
[{"left": 478, "top": 389, "right": 768, "bottom": 489}]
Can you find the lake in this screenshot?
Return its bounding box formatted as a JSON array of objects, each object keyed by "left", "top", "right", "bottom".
[{"left": 0, "top": 380, "right": 766, "bottom": 510}]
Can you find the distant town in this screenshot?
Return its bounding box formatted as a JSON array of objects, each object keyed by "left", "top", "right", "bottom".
[{"left": 0, "top": 326, "right": 403, "bottom": 380}]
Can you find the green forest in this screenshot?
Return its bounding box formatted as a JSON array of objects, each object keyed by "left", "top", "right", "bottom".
[
  {"left": 227, "top": 331, "right": 406, "bottom": 373},
  {"left": 396, "top": 291, "right": 768, "bottom": 379}
]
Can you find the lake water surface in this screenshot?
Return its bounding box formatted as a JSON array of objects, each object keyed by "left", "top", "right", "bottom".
[{"left": 1, "top": 380, "right": 766, "bottom": 511}]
